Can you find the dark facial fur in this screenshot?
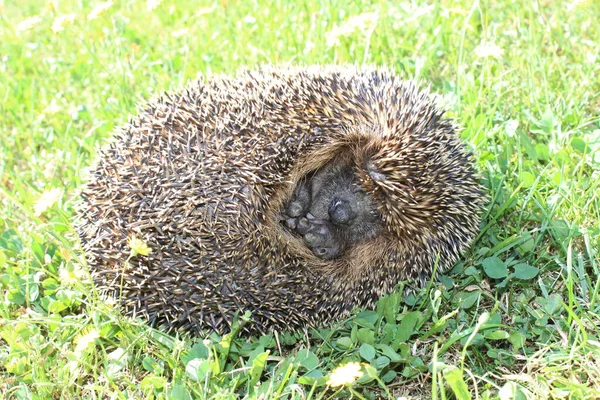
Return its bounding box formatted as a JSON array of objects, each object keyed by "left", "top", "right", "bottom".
[{"left": 282, "top": 161, "right": 382, "bottom": 259}]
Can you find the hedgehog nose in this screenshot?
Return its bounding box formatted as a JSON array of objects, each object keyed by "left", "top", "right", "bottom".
[
  {"left": 329, "top": 198, "right": 355, "bottom": 226},
  {"left": 314, "top": 246, "right": 340, "bottom": 260}
]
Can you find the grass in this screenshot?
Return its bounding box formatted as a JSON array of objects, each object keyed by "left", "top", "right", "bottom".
[{"left": 1, "top": 0, "right": 599, "bottom": 398}]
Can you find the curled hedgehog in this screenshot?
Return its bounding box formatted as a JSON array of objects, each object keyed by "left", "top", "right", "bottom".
[{"left": 77, "top": 66, "right": 486, "bottom": 335}]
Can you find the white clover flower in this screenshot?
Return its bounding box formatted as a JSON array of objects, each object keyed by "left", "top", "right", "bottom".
[
  {"left": 43, "top": 98, "right": 62, "bottom": 115},
  {"left": 172, "top": 28, "right": 189, "bottom": 38},
  {"left": 568, "top": 0, "right": 589, "bottom": 11},
  {"left": 59, "top": 264, "right": 88, "bottom": 286},
  {"left": 88, "top": 1, "right": 113, "bottom": 20},
  {"left": 327, "top": 362, "right": 364, "bottom": 387},
  {"left": 74, "top": 329, "right": 100, "bottom": 355},
  {"left": 325, "top": 12, "right": 379, "bottom": 47},
  {"left": 16, "top": 16, "right": 43, "bottom": 33},
  {"left": 474, "top": 41, "right": 504, "bottom": 59},
  {"left": 34, "top": 187, "right": 62, "bottom": 216},
  {"left": 51, "top": 13, "right": 76, "bottom": 34},
  {"left": 147, "top": 0, "right": 161, "bottom": 11}
]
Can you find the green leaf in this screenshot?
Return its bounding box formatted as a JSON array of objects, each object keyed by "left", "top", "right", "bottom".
[
  {"left": 27, "top": 284, "right": 39, "bottom": 302},
  {"left": 517, "top": 232, "right": 535, "bottom": 254},
  {"left": 374, "top": 356, "right": 390, "bottom": 369},
  {"left": 336, "top": 337, "right": 354, "bottom": 349},
  {"left": 182, "top": 342, "right": 208, "bottom": 365},
  {"left": 357, "top": 364, "right": 378, "bottom": 384},
  {"left": 535, "top": 143, "right": 549, "bottom": 161},
  {"left": 185, "top": 359, "right": 211, "bottom": 381},
  {"left": 541, "top": 293, "right": 563, "bottom": 316},
  {"left": 249, "top": 351, "right": 269, "bottom": 387},
  {"left": 482, "top": 256, "right": 508, "bottom": 279},
  {"left": 354, "top": 310, "right": 379, "bottom": 329},
  {"left": 571, "top": 137, "right": 586, "bottom": 153},
  {"left": 297, "top": 369, "right": 326, "bottom": 386},
  {"left": 381, "top": 370, "right": 397, "bottom": 383},
  {"left": 519, "top": 171, "right": 535, "bottom": 188},
  {"left": 460, "top": 333, "right": 484, "bottom": 346},
  {"left": 356, "top": 328, "right": 375, "bottom": 345},
  {"left": 7, "top": 291, "right": 25, "bottom": 305},
  {"left": 509, "top": 332, "right": 526, "bottom": 349},
  {"left": 295, "top": 349, "right": 318, "bottom": 370},
  {"left": 150, "top": 330, "right": 176, "bottom": 350},
  {"left": 247, "top": 345, "right": 265, "bottom": 364},
  {"left": 458, "top": 291, "right": 480, "bottom": 309},
  {"left": 443, "top": 367, "right": 471, "bottom": 400},
  {"left": 55, "top": 289, "right": 76, "bottom": 306},
  {"left": 42, "top": 277, "right": 60, "bottom": 294},
  {"left": 142, "top": 356, "right": 161, "bottom": 373},
  {"left": 396, "top": 311, "right": 421, "bottom": 343},
  {"left": 141, "top": 374, "right": 166, "bottom": 390},
  {"left": 377, "top": 344, "right": 402, "bottom": 363},
  {"left": 168, "top": 383, "right": 192, "bottom": 400},
  {"left": 378, "top": 290, "right": 401, "bottom": 324},
  {"left": 47, "top": 298, "right": 68, "bottom": 313},
  {"left": 512, "top": 263, "right": 539, "bottom": 280},
  {"left": 359, "top": 343, "right": 376, "bottom": 362},
  {"left": 484, "top": 330, "right": 510, "bottom": 340}
]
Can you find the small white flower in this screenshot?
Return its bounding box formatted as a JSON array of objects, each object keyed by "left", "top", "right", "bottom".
[
  {"left": 88, "top": 1, "right": 113, "bottom": 20},
  {"left": 327, "top": 362, "right": 364, "bottom": 387},
  {"left": 242, "top": 14, "right": 256, "bottom": 24},
  {"left": 325, "top": 12, "right": 379, "bottom": 47},
  {"left": 195, "top": 7, "right": 215, "bottom": 17},
  {"left": 16, "top": 16, "right": 43, "bottom": 33},
  {"left": 59, "top": 264, "right": 87, "bottom": 285},
  {"left": 172, "top": 28, "right": 189, "bottom": 38},
  {"left": 43, "top": 98, "right": 62, "bottom": 115},
  {"left": 146, "top": 0, "right": 161, "bottom": 11},
  {"left": 74, "top": 329, "right": 100, "bottom": 355},
  {"left": 568, "top": 0, "right": 589, "bottom": 11},
  {"left": 474, "top": 41, "right": 504, "bottom": 59},
  {"left": 51, "top": 13, "right": 76, "bottom": 34},
  {"left": 34, "top": 187, "right": 62, "bottom": 216}
]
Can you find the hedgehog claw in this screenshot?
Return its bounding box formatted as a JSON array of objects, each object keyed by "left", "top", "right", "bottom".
[
  {"left": 285, "top": 217, "right": 298, "bottom": 230},
  {"left": 285, "top": 180, "right": 311, "bottom": 218},
  {"left": 296, "top": 217, "right": 310, "bottom": 234},
  {"left": 286, "top": 201, "right": 305, "bottom": 218}
]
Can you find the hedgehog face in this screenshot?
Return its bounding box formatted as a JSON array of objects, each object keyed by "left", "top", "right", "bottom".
[{"left": 281, "top": 160, "right": 382, "bottom": 259}]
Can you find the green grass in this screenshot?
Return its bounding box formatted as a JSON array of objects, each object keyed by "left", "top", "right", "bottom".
[{"left": 1, "top": 0, "right": 599, "bottom": 398}]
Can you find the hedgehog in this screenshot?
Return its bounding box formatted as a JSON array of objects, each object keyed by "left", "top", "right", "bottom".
[{"left": 77, "top": 66, "right": 486, "bottom": 335}]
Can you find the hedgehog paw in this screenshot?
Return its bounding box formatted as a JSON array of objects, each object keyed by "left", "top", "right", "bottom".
[
  {"left": 296, "top": 217, "right": 342, "bottom": 260},
  {"left": 286, "top": 180, "right": 310, "bottom": 217}
]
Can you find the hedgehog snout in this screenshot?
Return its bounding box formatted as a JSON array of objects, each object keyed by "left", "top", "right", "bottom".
[{"left": 329, "top": 198, "right": 356, "bottom": 226}]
